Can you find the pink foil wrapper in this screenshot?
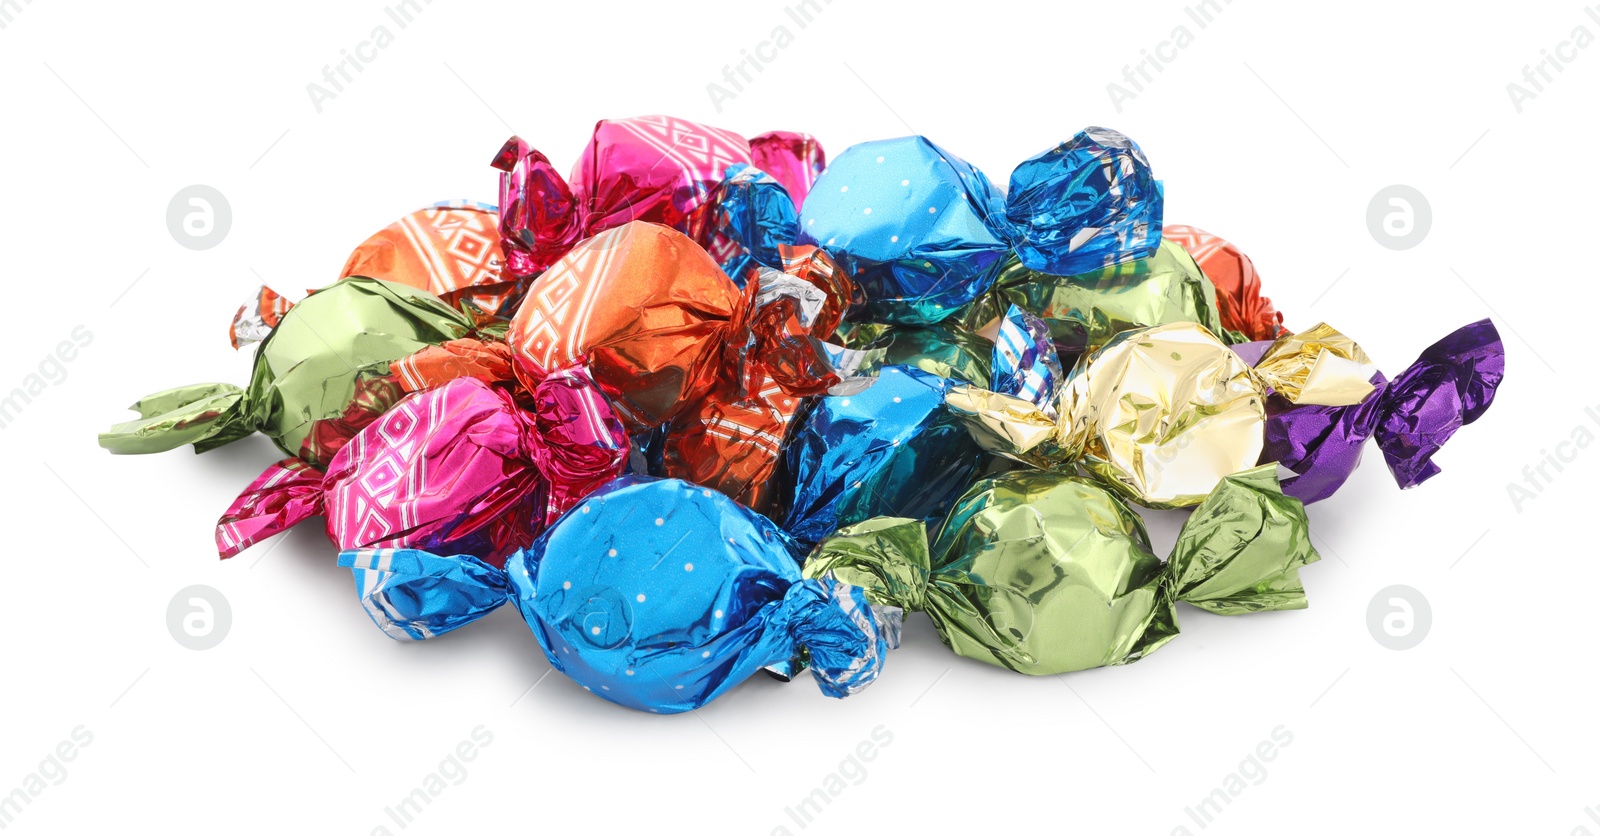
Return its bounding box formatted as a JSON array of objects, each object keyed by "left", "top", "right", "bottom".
[
  {"left": 492, "top": 116, "right": 827, "bottom": 279},
  {"left": 216, "top": 372, "right": 627, "bottom": 566}
]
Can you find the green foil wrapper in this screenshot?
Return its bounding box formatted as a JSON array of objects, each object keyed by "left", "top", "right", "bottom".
[
  {"left": 957, "top": 237, "right": 1229, "bottom": 362},
  {"left": 803, "top": 464, "right": 1318, "bottom": 675},
  {"left": 99, "top": 277, "right": 478, "bottom": 466},
  {"left": 863, "top": 322, "right": 993, "bottom": 388}
]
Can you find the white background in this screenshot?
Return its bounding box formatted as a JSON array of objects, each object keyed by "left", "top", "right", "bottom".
[{"left": 1, "top": 1, "right": 1594, "bottom": 833}]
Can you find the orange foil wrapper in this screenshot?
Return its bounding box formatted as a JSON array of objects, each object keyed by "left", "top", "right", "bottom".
[
  {"left": 1165, "top": 225, "right": 1285, "bottom": 341},
  {"left": 340, "top": 201, "right": 517, "bottom": 316}
]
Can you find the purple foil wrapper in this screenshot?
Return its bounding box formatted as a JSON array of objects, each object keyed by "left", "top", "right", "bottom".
[{"left": 1239, "top": 319, "right": 1504, "bottom": 504}]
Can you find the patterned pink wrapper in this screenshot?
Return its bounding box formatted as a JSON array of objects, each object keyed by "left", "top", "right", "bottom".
[
  {"left": 493, "top": 116, "right": 828, "bottom": 278},
  {"left": 216, "top": 372, "right": 627, "bottom": 567}
]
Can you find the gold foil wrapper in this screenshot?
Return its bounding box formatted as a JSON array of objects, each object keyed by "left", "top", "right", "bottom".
[
  {"left": 1253, "top": 322, "right": 1377, "bottom": 406},
  {"left": 948, "top": 322, "right": 1266, "bottom": 508}
]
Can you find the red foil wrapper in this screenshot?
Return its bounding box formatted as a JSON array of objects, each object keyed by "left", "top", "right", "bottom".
[{"left": 1165, "top": 225, "right": 1285, "bottom": 341}]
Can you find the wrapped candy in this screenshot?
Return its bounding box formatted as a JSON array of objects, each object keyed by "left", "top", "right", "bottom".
[
  {"left": 390, "top": 223, "right": 858, "bottom": 513},
  {"left": 338, "top": 200, "right": 518, "bottom": 316},
  {"left": 101, "top": 277, "right": 480, "bottom": 466},
  {"left": 956, "top": 238, "right": 1226, "bottom": 364},
  {"left": 951, "top": 317, "right": 1502, "bottom": 508},
  {"left": 804, "top": 465, "right": 1317, "bottom": 675},
  {"left": 949, "top": 321, "right": 1268, "bottom": 508},
  {"left": 215, "top": 372, "right": 627, "bottom": 565},
  {"left": 397, "top": 222, "right": 852, "bottom": 431},
  {"left": 781, "top": 366, "right": 987, "bottom": 548},
  {"left": 1235, "top": 319, "right": 1504, "bottom": 503},
  {"left": 492, "top": 116, "right": 825, "bottom": 278},
  {"left": 708, "top": 163, "right": 800, "bottom": 285},
  {"left": 341, "top": 477, "right": 898, "bottom": 713},
  {"left": 1165, "top": 224, "right": 1285, "bottom": 341},
  {"left": 228, "top": 201, "right": 515, "bottom": 351},
  {"left": 799, "top": 127, "right": 1162, "bottom": 327}
]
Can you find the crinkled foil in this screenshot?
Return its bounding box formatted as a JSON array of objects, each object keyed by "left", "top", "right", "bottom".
[
  {"left": 1253, "top": 322, "right": 1377, "bottom": 406},
  {"left": 958, "top": 238, "right": 1225, "bottom": 364},
  {"left": 804, "top": 465, "right": 1317, "bottom": 675},
  {"left": 101, "top": 277, "right": 478, "bottom": 465},
  {"left": 948, "top": 321, "right": 1264, "bottom": 508}
]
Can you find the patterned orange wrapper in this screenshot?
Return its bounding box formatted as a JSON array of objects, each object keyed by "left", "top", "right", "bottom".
[
  {"left": 390, "top": 222, "right": 855, "bottom": 509},
  {"left": 1165, "top": 225, "right": 1285, "bottom": 341},
  {"left": 229, "top": 201, "right": 516, "bottom": 349},
  {"left": 339, "top": 201, "right": 517, "bottom": 316}
]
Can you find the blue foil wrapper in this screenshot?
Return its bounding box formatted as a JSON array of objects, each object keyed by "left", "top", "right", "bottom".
[
  {"left": 781, "top": 365, "right": 987, "bottom": 548},
  {"left": 798, "top": 136, "right": 1009, "bottom": 326},
  {"left": 336, "top": 548, "right": 511, "bottom": 641},
  {"left": 990, "top": 304, "right": 1062, "bottom": 411},
  {"left": 503, "top": 477, "right": 894, "bottom": 713},
  {"left": 1005, "top": 126, "right": 1163, "bottom": 276},
  {"left": 713, "top": 163, "right": 800, "bottom": 287},
  {"left": 799, "top": 128, "right": 1163, "bottom": 328}
]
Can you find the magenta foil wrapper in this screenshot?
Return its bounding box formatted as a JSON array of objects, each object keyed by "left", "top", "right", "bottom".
[
  {"left": 216, "top": 373, "right": 627, "bottom": 565},
  {"left": 492, "top": 116, "right": 824, "bottom": 279},
  {"left": 1237, "top": 319, "right": 1504, "bottom": 504}
]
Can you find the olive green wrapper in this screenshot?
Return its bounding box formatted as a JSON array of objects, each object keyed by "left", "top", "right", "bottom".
[
  {"left": 956, "top": 237, "right": 1235, "bottom": 361},
  {"left": 803, "top": 464, "right": 1318, "bottom": 675},
  {"left": 864, "top": 322, "right": 993, "bottom": 387},
  {"left": 99, "top": 277, "right": 478, "bottom": 466}
]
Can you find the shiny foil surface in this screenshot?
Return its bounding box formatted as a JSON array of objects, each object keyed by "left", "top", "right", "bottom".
[
  {"left": 804, "top": 465, "right": 1317, "bottom": 675},
  {"left": 958, "top": 238, "right": 1225, "bottom": 364},
  {"left": 1058, "top": 322, "right": 1265, "bottom": 507},
  {"left": 493, "top": 117, "right": 826, "bottom": 279},
  {"left": 100, "top": 277, "right": 478, "bottom": 466},
  {"left": 798, "top": 135, "right": 1010, "bottom": 326},
  {"left": 781, "top": 366, "right": 987, "bottom": 547},
  {"left": 1254, "top": 322, "right": 1377, "bottom": 406},
  {"left": 711, "top": 163, "right": 800, "bottom": 286},
  {"left": 216, "top": 372, "right": 627, "bottom": 565},
  {"left": 749, "top": 130, "right": 826, "bottom": 206},
  {"left": 948, "top": 321, "right": 1266, "bottom": 507},
  {"left": 1164, "top": 224, "right": 1285, "bottom": 341},
  {"left": 505, "top": 222, "right": 851, "bottom": 433},
  {"left": 503, "top": 477, "right": 894, "bottom": 713},
  {"left": 1249, "top": 318, "right": 1504, "bottom": 503},
  {"left": 340, "top": 200, "right": 519, "bottom": 317},
  {"left": 863, "top": 321, "right": 993, "bottom": 387},
  {"left": 1004, "top": 126, "right": 1163, "bottom": 276}
]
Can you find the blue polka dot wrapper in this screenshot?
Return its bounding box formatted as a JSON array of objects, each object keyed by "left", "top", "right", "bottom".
[
  {"left": 797, "top": 127, "right": 1162, "bottom": 327},
  {"left": 504, "top": 477, "right": 898, "bottom": 713}
]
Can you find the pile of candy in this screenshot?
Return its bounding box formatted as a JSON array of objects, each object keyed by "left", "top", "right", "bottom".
[{"left": 101, "top": 115, "right": 1504, "bottom": 714}]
